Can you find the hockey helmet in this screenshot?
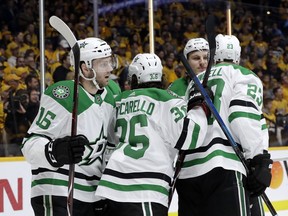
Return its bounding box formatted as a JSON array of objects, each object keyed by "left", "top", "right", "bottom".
[
  {"left": 70, "top": 37, "right": 112, "bottom": 69},
  {"left": 183, "top": 38, "right": 209, "bottom": 59},
  {"left": 214, "top": 34, "right": 241, "bottom": 64},
  {"left": 128, "top": 53, "right": 163, "bottom": 84}
]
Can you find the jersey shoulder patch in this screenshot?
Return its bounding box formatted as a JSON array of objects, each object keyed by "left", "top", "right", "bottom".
[{"left": 45, "top": 80, "right": 93, "bottom": 114}]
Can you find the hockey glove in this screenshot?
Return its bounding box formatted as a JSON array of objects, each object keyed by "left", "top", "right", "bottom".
[
  {"left": 246, "top": 151, "right": 273, "bottom": 197},
  {"left": 45, "top": 135, "right": 88, "bottom": 167},
  {"left": 187, "top": 86, "right": 214, "bottom": 118}
]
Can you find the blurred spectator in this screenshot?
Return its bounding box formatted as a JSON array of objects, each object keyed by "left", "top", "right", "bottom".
[
  {"left": 0, "top": 30, "right": 12, "bottom": 50},
  {"left": 52, "top": 52, "right": 71, "bottom": 83},
  {"left": 25, "top": 74, "right": 40, "bottom": 91},
  {"left": 263, "top": 98, "right": 276, "bottom": 131},
  {"left": 4, "top": 89, "right": 30, "bottom": 155},
  {"left": 7, "top": 42, "right": 19, "bottom": 67},
  {"left": 278, "top": 51, "right": 288, "bottom": 73},
  {"left": 8, "top": 32, "right": 29, "bottom": 57},
  {"left": 0, "top": 84, "right": 11, "bottom": 154},
  {"left": 122, "top": 80, "right": 131, "bottom": 91},
  {"left": 0, "top": 60, "right": 6, "bottom": 82},
  {"left": 44, "top": 39, "right": 57, "bottom": 66},
  {"left": 0, "top": 1, "right": 18, "bottom": 32},
  {"left": 267, "top": 59, "right": 283, "bottom": 82},
  {"left": 16, "top": 55, "right": 26, "bottom": 67},
  {"left": 24, "top": 54, "right": 39, "bottom": 76},
  {"left": 254, "top": 33, "right": 268, "bottom": 58},
  {"left": 163, "top": 56, "right": 177, "bottom": 88},
  {"left": 174, "top": 64, "right": 185, "bottom": 78},
  {"left": 3, "top": 73, "right": 21, "bottom": 93},
  {"left": 15, "top": 66, "right": 29, "bottom": 89},
  {"left": 26, "top": 88, "right": 40, "bottom": 124},
  {"left": 24, "top": 23, "right": 38, "bottom": 48},
  {"left": 281, "top": 73, "right": 288, "bottom": 100},
  {"left": 263, "top": 98, "right": 278, "bottom": 146},
  {"left": 271, "top": 86, "right": 288, "bottom": 115}
]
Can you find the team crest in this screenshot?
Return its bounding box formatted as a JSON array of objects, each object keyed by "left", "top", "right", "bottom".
[
  {"left": 52, "top": 85, "right": 70, "bottom": 99},
  {"left": 79, "top": 41, "right": 88, "bottom": 49}
]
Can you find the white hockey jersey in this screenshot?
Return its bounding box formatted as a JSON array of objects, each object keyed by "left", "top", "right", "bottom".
[
  {"left": 179, "top": 63, "right": 269, "bottom": 179},
  {"left": 96, "top": 87, "right": 207, "bottom": 207},
  {"left": 21, "top": 80, "right": 116, "bottom": 202}
]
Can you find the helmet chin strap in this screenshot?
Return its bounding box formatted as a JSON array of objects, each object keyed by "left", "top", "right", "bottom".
[{"left": 80, "top": 68, "right": 101, "bottom": 90}]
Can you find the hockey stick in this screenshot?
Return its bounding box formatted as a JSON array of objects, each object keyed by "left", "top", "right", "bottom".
[
  {"left": 49, "top": 15, "right": 80, "bottom": 216},
  {"left": 202, "top": 14, "right": 216, "bottom": 87},
  {"left": 168, "top": 15, "right": 216, "bottom": 207},
  {"left": 180, "top": 55, "right": 278, "bottom": 216}
]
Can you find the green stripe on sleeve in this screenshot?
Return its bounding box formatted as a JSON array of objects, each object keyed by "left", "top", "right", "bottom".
[{"left": 228, "top": 112, "right": 261, "bottom": 123}]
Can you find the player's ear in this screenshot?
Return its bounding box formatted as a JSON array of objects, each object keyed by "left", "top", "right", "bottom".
[{"left": 80, "top": 61, "right": 88, "bottom": 73}]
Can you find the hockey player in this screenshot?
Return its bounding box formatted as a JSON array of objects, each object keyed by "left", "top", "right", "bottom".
[
  {"left": 95, "top": 53, "right": 212, "bottom": 216},
  {"left": 175, "top": 34, "right": 273, "bottom": 216},
  {"left": 167, "top": 37, "right": 209, "bottom": 98},
  {"left": 21, "top": 37, "right": 117, "bottom": 216}
]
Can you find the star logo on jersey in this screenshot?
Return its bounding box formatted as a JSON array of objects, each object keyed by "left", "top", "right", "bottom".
[
  {"left": 80, "top": 126, "right": 107, "bottom": 166},
  {"left": 52, "top": 85, "right": 70, "bottom": 99},
  {"left": 79, "top": 41, "right": 88, "bottom": 49}
]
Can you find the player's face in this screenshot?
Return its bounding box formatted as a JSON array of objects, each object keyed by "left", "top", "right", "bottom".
[
  {"left": 92, "top": 56, "right": 114, "bottom": 87},
  {"left": 187, "top": 50, "right": 208, "bottom": 74}
]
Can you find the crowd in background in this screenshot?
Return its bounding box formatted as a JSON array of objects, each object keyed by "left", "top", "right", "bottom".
[{"left": 0, "top": 0, "right": 288, "bottom": 156}]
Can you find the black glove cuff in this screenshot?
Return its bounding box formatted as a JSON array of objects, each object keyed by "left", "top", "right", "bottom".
[{"left": 45, "top": 141, "right": 63, "bottom": 167}]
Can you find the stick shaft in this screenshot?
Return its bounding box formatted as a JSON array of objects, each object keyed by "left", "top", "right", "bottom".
[{"left": 49, "top": 16, "right": 80, "bottom": 216}]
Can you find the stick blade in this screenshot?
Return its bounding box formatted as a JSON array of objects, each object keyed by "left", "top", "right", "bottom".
[{"left": 49, "top": 15, "right": 77, "bottom": 48}]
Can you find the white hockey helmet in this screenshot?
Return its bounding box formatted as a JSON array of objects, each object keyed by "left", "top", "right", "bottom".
[
  {"left": 70, "top": 37, "right": 112, "bottom": 68},
  {"left": 183, "top": 38, "right": 209, "bottom": 58},
  {"left": 128, "top": 53, "right": 163, "bottom": 84},
  {"left": 70, "top": 37, "right": 113, "bottom": 88},
  {"left": 214, "top": 34, "right": 241, "bottom": 64},
  {"left": 78, "top": 37, "right": 112, "bottom": 67}
]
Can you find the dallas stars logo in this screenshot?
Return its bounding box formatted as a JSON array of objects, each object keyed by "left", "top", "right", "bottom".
[
  {"left": 52, "top": 85, "right": 70, "bottom": 99},
  {"left": 79, "top": 41, "right": 88, "bottom": 49},
  {"left": 80, "top": 126, "right": 107, "bottom": 166}
]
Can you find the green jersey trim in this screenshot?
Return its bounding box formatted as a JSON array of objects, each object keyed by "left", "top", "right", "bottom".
[
  {"left": 189, "top": 123, "right": 200, "bottom": 149},
  {"left": 228, "top": 111, "right": 261, "bottom": 123},
  {"left": 32, "top": 178, "right": 97, "bottom": 192},
  {"left": 183, "top": 149, "right": 239, "bottom": 168},
  {"left": 103, "top": 87, "right": 116, "bottom": 107},
  {"left": 262, "top": 123, "right": 268, "bottom": 130},
  {"left": 106, "top": 79, "right": 121, "bottom": 96},
  {"left": 167, "top": 77, "right": 189, "bottom": 97},
  {"left": 98, "top": 180, "right": 169, "bottom": 195},
  {"left": 117, "top": 88, "right": 176, "bottom": 102},
  {"left": 216, "top": 63, "right": 258, "bottom": 77}
]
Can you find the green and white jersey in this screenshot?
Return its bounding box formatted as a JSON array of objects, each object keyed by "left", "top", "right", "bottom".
[
  {"left": 96, "top": 87, "right": 207, "bottom": 207},
  {"left": 106, "top": 79, "right": 121, "bottom": 97},
  {"left": 21, "top": 80, "right": 116, "bottom": 203},
  {"left": 179, "top": 63, "right": 269, "bottom": 179},
  {"left": 167, "top": 77, "right": 189, "bottom": 99}
]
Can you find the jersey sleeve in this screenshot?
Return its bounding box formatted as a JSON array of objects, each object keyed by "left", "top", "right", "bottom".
[
  {"left": 228, "top": 66, "right": 269, "bottom": 159},
  {"left": 160, "top": 96, "right": 207, "bottom": 151},
  {"left": 21, "top": 86, "right": 73, "bottom": 169}
]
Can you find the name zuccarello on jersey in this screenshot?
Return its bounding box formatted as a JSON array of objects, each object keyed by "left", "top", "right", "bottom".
[{"left": 117, "top": 99, "right": 155, "bottom": 116}]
